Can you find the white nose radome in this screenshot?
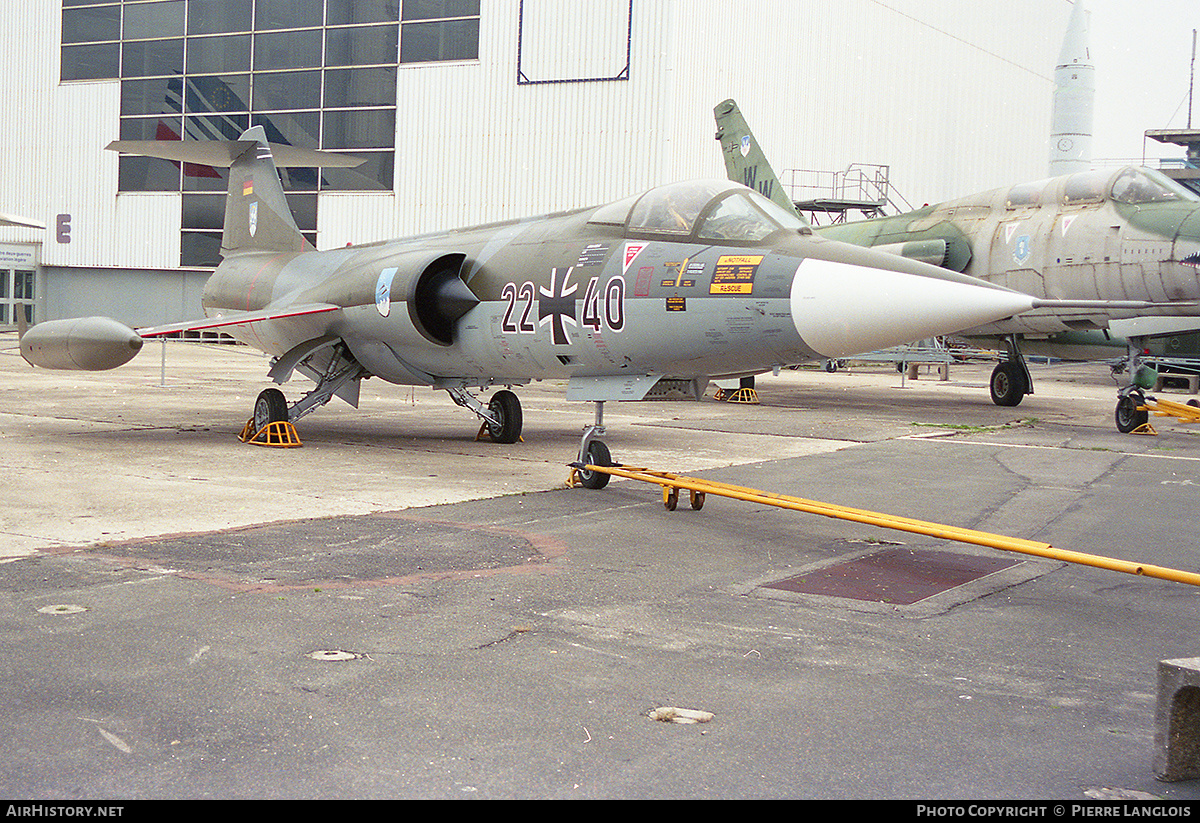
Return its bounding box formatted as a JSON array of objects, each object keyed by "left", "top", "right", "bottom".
[{"left": 790, "top": 258, "right": 1036, "bottom": 359}]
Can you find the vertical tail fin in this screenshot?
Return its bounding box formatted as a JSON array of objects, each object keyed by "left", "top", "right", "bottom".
[
  {"left": 713, "top": 99, "right": 800, "bottom": 217},
  {"left": 222, "top": 127, "right": 308, "bottom": 254},
  {"left": 106, "top": 129, "right": 363, "bottom": 257}
]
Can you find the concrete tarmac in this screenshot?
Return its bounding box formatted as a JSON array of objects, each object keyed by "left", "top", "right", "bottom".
[{"left": 3, "top": 335, "right": 1200, "bottom": 799}]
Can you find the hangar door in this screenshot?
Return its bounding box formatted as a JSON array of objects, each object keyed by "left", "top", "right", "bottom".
[{"left": 0, "top": 244, "right": 39, "bottom": 327}]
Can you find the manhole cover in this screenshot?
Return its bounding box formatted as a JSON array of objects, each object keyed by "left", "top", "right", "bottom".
[{"left": 762, "top": 547, "right": 1020, "bottom": 605}]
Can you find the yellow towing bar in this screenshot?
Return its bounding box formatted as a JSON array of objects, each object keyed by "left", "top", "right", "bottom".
[
  {"left": 1134, "top": 396, "right": 1200, "bottom": 434},
  {"left": 569, "top": 463, "right": 1200, "bottom": 588}
]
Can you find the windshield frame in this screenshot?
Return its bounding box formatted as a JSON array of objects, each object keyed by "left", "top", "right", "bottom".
[
  {"left": 1110, "top": 166, "right": 1200, "bottom": 205},
  {"left": 589, "top": 179, "right": 802, "bottom": 243}
]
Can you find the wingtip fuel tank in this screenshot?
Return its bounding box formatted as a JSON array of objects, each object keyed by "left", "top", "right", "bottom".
[{"left": 20, "top": 316, "right": 144, "bottom": 371}]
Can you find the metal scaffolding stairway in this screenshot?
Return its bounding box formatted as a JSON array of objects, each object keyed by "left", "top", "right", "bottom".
[{"left": 783, "top": 163, "right": 914, "bottom": 225}]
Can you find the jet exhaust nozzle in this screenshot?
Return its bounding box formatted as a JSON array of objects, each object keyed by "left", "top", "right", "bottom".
[{"left": 20, "top": 316, "right": 144, "bottom": 370}]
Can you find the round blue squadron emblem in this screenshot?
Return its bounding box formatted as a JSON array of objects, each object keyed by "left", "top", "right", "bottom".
[
  {"left": 740, "top": 135, "right": 752, "bottom": 157},
  {"left": 376, "top": 267, "right": 397, "bottom": 317}
]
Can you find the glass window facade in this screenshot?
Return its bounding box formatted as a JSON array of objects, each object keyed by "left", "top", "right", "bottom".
[{"left": 60, "top": 0, "right": 481, "bottom": 266}]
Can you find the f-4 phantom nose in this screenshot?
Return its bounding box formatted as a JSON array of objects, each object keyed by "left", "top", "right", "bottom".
[{"left": 789, "top": 258, "right": 1035, "bottom": 359}]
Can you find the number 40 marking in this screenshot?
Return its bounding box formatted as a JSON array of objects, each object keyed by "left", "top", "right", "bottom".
[{"left": 581, "top": 275, "right": 625, "bottom": 333}]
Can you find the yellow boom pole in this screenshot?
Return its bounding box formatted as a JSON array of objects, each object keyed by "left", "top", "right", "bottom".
[{"left": 572, "top": 464, "right": 1200, "bottom": 588}]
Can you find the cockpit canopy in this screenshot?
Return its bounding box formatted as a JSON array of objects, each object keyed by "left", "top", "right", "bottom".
[
  {"left": 1006, "top": 167, "right": 1199, "bottom": 209},
  {"left": 1108, "top": 167, "right": 1199, "bottom": 205},
  {"left": 589, "top": 179, "right": 807, "bottom": 241}
]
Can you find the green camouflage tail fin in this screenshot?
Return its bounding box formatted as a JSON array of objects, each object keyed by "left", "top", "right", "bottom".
[
  {"left": 106, "top": 127, "right": 362, "bottom": 256},
  {"left": 713, "top": 99, "right": 800, "bottom": 216}
]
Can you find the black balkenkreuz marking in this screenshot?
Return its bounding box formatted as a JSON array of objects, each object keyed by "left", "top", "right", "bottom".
[{"left": 539, "top": 267, "right": 578, "bottom": 345}]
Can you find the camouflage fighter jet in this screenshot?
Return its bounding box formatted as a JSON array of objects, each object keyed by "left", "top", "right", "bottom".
[
  {"left": 714, "top": 99, "right": 1200, "bottom": 432},
  {"left": 22, "top": 126, "right": 1055, "bottom": 483}
]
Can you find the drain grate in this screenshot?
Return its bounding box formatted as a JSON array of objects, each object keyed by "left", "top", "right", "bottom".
[{"left": 763, "top": 547, "right": 1020, "bottom": 605}]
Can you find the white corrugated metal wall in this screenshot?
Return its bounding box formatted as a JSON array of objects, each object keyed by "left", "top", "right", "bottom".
[{"left": 0, "top": 0, "right": 1069, "bottom": 282}]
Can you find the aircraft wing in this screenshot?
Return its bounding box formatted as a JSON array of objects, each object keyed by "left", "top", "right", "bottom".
[
  {"left": 19, "top": 304, "right": 343, "bottom": 371},
  {"left": 135, "top": 303, "right": 342, "bottom": 337}
]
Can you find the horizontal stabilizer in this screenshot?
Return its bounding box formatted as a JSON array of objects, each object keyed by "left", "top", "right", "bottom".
[
  {"left": 105, "top": 140, "right": 364, "bottom": 169},
  {"left": 136, "top": 303, "right": 341, "bottom": 337},
  {"left": 0, "top": 212, "right": 45, "bottom": 230}
]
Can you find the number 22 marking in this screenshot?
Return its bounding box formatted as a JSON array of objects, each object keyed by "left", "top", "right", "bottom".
[{"left": 501, "top": 281, "right": 537, "bottom": 334}]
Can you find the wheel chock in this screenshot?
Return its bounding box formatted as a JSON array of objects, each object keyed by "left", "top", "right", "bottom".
[
  {"left": 1132, "top": 421, "right": 1158, "bottom": 436},
  {"left": 711, "top": 387, "right": 759, "bottom": 403},
  {"left": 238, "top": 418, "right": 303, "bottom": 447},
  {"left": 476, "top": 422, "right": 523, "bottom": 442},
  {"left": 724, "top": 388, "right": 759, "bottom": 404}
]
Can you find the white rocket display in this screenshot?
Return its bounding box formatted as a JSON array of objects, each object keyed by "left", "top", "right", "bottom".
[{"left": 1050, "top": 1, "right": 1095, "bottom": 175}]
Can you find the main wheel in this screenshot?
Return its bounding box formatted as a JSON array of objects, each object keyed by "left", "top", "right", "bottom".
[
  {"left": 989, "top": 362, "right": 1027, "bottom": 407},
  {"left": 254, "top": 388, "right": 288, "bottom": 432},
  {"left": 486, "top": 390, "right": 522, "bottom": 443},
  {"left": 1115, "top": 392, "right": 1148, "bottom": 433},
  {"left": 577, "top": 440, "right": 612, "bottom": 490}
]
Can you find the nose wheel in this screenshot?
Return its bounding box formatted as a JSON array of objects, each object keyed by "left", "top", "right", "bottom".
[
  {"left": 990, "top": 336, "right": 1031, "bottom": 407},
  {"left": 1115, "top": 390, "right": 1149, "bottom": 434},
  {"left": 571, "top": 400, "right": 616, "bottom": 489},
  {"left": 576, "top": 439, "right": 612, "bottom": 489}
]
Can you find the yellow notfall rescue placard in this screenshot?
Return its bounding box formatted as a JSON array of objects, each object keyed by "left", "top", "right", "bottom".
[{"left": 709, "top": 255, "right": 762, "bottom": 294}]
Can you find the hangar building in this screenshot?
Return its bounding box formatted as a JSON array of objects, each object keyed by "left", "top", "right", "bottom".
[{"left": 0, "top": 0, "right": 1070, "bottom": 329}]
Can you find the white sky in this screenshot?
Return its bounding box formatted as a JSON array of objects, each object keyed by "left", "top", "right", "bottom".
[{"left": 1083, "top": 0, "right": 1200, "bottom": 162}]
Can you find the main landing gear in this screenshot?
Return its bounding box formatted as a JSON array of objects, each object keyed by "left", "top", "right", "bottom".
[
  {"left": 241, "top": 387, "right": 302, "bottom": 446},
  {"left": 246, "top": 383, "right": 525, "bottom": 444},
  {"left": 989, "top": 335, "right": 1033, "bottom": 407},
  {"left": 446, "top": 386, "right": 523, "bottom": 443},
  {"left": 242, "top": 341, "right": 366, "bottom": 445}
]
